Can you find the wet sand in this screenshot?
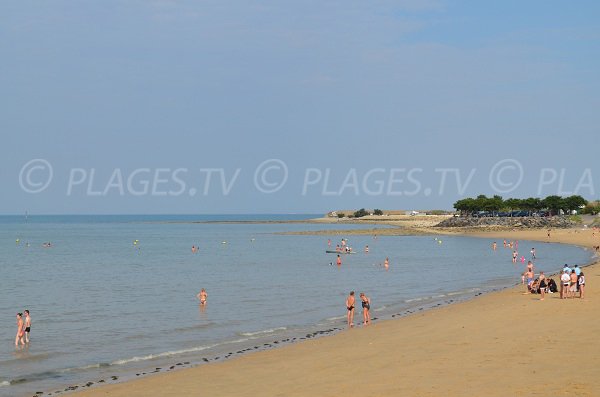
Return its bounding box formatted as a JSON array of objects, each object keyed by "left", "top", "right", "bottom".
[{"left": 68, "top": 227, "right": 600, "bottom": 397}]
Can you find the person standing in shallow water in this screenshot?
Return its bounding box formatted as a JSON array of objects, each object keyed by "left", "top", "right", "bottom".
[
  {"left": 346, "top": 291, "right": 355, "bottom": 327},
  {"left": 360, "top": 292, "right": 371, "bottom": 325},
  {"left": 23, "top": 310, "right": 31, "bottom": 343},
  {"left": 336, "top": 254, "right": 342, "bottom": 266},
  {"left": 15, "top": 313, "right": 25, "bottom": 346},
  {"left": 197, "top": 288, "right": 208, "bottom": 305}
]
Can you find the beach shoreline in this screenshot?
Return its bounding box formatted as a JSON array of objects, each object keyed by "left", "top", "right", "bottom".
[{"left": 57, "top": 225, "right": 600, "bottom": 397}]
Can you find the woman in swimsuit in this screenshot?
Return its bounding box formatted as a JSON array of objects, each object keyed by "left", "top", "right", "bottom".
[
  {"left": 359, "top": 293, "right": 371, "bottom": 325},
  {"left": 197, "top": 288, "right": 208, "bottom": 305},
  {"left": 538, "top": 272, "right": 547, "bottom": 300},
  {"left": 15, "top": 313, "right": 25, "bottom": 347}
]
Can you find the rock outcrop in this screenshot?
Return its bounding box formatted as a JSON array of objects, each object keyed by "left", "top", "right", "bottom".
[{"left": 435, "top": 216, "right": 578, "bottom": 229}]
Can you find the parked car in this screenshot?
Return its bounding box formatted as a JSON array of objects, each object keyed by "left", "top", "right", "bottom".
[{"left": 510, "top": 210, "right": 529, "bottom": 217}]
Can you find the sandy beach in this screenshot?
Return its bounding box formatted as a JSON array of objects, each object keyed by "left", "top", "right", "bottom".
[{"left": 70, "top": 227, "right": 600, "bottom": 397}]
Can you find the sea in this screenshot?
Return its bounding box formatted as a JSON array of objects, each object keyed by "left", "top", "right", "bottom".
[{"left": 0, "top": 214, "right": 594, "bottom": 397}]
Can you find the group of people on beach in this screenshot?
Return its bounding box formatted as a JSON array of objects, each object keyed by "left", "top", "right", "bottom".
[
  {"left": 345, "top": 291, "right": 371, "bottom": 327},
  {"left": 521, "top": 258, "right": 586, "bottom": 300},
  {"left": 15, "top": 310, "right": 31, "bottom": 346},
  {"left": 494, "top": 239, "right": 588, "bottom": 301},
  {"left": 559, "top": 264, "right": 585, "bottom": 299}
]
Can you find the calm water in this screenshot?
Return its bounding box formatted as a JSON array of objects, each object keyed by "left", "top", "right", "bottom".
[{"left": 0, "top": 215, "right": 593, "bottom": 397}]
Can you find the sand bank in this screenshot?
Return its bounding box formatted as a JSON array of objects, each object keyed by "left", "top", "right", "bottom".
[{"left": 70, "top": 228, "right": 600, "bottom": 397}]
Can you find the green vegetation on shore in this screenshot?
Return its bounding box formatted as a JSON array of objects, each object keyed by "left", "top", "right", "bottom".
[{"left": 453, "top": 194, "right": 588, "bottom": 216}]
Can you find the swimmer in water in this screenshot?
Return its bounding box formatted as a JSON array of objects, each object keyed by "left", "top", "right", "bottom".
[
  {"left": 197, "top": 288, "right": 208, "bottom": 305},
  {"left": 336, "top": 254, "right": 342, "bottom": 266},
  {"left": 492, "top": 242, "right": 497, "bottom": 251},
  {"left": 365, "top": 245, "right": 369, "bottom": 253},
  {"left": 384, "top": 257, "right": 389, "bottom": 270}
]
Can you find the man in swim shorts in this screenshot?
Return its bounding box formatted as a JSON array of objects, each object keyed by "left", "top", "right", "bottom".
[
  {"left": 24, "top": 310, "right": 31, "bottom": 343},
  {"left": 346, "top": 291, "right": 355, "bottom": 327},
  {"left": 526, "top": 269, "right": 534, "bottom": 292},
  {"left": 569, "top": 270, "right": 578, "bottom": 298}
]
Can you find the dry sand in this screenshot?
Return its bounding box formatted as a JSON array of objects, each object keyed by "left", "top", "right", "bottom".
[{"left": 71, "top": 228, "right": 600, "bottom": 397}]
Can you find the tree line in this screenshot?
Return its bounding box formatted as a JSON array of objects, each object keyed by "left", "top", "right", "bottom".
[{"left": 453, "top": 195, "right": 588, "bottom": 216}]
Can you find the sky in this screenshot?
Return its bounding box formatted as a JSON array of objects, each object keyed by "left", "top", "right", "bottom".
[{"left": 1, "top": 0, "right": 599, "bottom": 214}]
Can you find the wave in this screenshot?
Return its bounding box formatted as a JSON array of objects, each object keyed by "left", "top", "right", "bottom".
[
  {"left": 238, "top": 327, "right": 287, "bottom": 337},
  {"left": 2, "top": 338, "right": 260, "bottom": 388},
  {"left": 446, "top": 287, "right": 481, "bottom": 296},
  {"left": 59, "top": 362, "right": 110, "bottom": 373},
  {"left": 110, "top": 344, "right": 218, "bottom": 365}
]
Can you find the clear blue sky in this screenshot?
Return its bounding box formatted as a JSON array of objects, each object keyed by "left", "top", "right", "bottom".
[{"left": 2, "top": 1, "right": 599, "bottom": 214}]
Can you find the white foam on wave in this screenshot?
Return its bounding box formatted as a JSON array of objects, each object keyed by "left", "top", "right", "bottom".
[
  {"left": 111, "top": 344, "right": 218, "bottom": 366},
  {"left": 59, "top": 362, "right": 111, "bottom": 373},
  {"left": 445, "top": 287, "right": 481, "bottom": 297},
  {"left": 239, "top": 327, "right": 287, "bottom": 337},
  {"left": 0, "top": 380, "right": 10, "bottom": 387}
]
